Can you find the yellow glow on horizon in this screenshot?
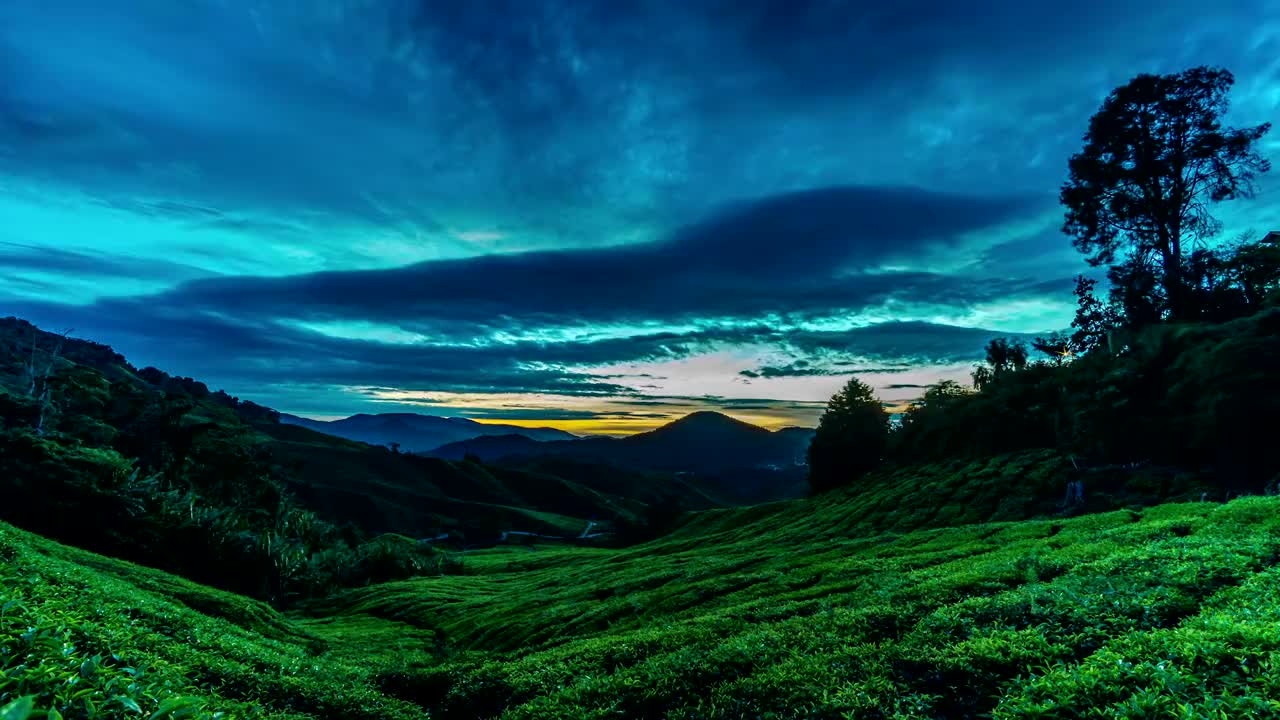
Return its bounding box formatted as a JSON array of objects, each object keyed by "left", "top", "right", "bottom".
[
  {"left": 472, "top": 411, "right": 813, "bottom": 436},
  {"left": 471, "top": 417, "right": 670, "bottom": 436},
  {"left": 337, "top": 357, "right": 981, "bottom": 437}
]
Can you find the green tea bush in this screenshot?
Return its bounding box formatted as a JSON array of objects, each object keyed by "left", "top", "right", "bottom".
[
  {"left": 306, "top": 496, "right": 1280, "bottom": 719},
  {"left": 0, "top": 522, "right": 424, "bottom": 719},
  {"left": 6, "top": 493, "right": 1280, "bottom": 718}
]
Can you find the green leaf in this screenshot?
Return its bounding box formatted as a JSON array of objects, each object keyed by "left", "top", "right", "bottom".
[
  {"left": 117, "top": 696, "right": 143, "bottom": 714},
  {"left": 148, "top": 697, "right": 196, "bottom": 720},
  {"left": 0, "top": 697, "right": 35, "bottom": 720}
]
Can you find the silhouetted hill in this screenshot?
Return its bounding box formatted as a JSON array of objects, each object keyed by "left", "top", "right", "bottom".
[
  {"left": 430, "top": 410, "right": 814, "bottom": 503},
  {"left": 280, "top": 412, "right": 575, "bottom": 452},
  {"left": 429, "top": 433, "right": 546, "bottom": 461},
  {"left": 435, "top": 411, "right": 809, "bottom": 469},
  {"left": 625, "top": 411, "right": 801, "bottom": 469}
]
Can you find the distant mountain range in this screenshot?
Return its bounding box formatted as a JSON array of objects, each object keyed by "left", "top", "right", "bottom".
[
  {"left": 282, "top": 409, "right": 816, "bottom": 505},
  {"left": 430, "top": 411, "right": 814, "bottom": 479},
  {"left": 2, "top": 316, "right": 813, "bottom": 545},
  {"left": 279, "top": 412, "right": 576, "bottom": 453}
]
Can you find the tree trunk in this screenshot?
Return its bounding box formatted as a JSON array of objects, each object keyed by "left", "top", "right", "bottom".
[{"left": 1165, "top": 217, "right": 1185, "bottom": 320}]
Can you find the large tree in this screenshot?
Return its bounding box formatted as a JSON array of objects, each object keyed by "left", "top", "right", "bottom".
[
  {"left": 1060, "top": 66, "right": 1270, "bottom": 322},
  {"left": 807, "top": 377, "right": 890, "bottom": 494}
]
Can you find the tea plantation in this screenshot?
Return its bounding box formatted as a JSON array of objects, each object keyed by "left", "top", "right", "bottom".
[{"left": 4, "top": 489, "right": 1280, "bottom": 718}]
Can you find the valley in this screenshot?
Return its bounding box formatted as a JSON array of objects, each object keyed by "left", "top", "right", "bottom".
[
  {"left": 5, "top": 490, "right": 1278, "bottom": 718},
  {"left": 3, "top": 311, "right": 1279, "bottom": 718}
]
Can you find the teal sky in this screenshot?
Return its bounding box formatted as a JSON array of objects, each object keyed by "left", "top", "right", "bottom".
[{"left": 2, "top": 0, "right": 1278, "bottom": 432}]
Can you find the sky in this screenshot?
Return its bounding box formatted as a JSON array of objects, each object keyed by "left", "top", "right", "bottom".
[{"left": 2, "top": 0, "right": 1279, "bottom": 434}]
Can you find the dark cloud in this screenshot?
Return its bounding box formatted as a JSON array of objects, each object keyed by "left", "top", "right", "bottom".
[
  {"left": 98, "top": 185, "right": 1049, "bottom": 337},
  {"left": 2, "top": 0, "right": 1275, "bottom": 421},
  {"left": 740, "top": 363, "right": 843, "bottom": 379},
  {"left": 5, "top": 0, "right": 1274, "bottom": 235},
  {"left": 0, "top": 243, "right": 213, "bottom": 284},
  {"left": 3, "top": 179, "right": 1064, "bottom": 410},
  {"left": 13, "top": 292, "right": 1025, "bottom": 402},
  {"left": 733, "top": 322, "right": 1042, "bottom": 379},
  {"left": 665, "top": 186, "right": 1039, "bottom": 274},
  {"left": 7, "top": 298, "right": 634, "bottom": 397},
  {"left": 785, "top": 322, "right": 1041, "bottom": 364}
]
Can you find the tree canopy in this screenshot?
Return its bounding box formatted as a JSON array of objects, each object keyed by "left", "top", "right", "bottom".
[
  {"left": 1061, "top": 66, "right": 1271, "bottom": 322},
  {"left": 807, "top": 377, "right": 890, "bottom": 494}
]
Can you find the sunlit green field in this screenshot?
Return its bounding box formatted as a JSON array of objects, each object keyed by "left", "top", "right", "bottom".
[{"left": 4, "top": 492, "right": 1280, "bottom": 719}]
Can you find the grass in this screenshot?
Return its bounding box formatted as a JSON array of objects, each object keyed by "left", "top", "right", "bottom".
[{"left": 5, "top": 487, "right": 1280, "bottom": 718}]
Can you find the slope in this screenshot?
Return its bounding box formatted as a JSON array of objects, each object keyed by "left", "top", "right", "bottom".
[
  {"left": 257, "top": 420, "right": 641, "bottom": 540},
  {"left": 0, "top": 519, "right": 426, "bottom": 719},
  {"left": 6, "top": 491, "right": 1280, "bottom": 719},
  {"left": 0, "top": 317, "right": 657, "bottom": 544},
  {"left": 306, "top": 495, "right": 1280, "bottom": 719}
]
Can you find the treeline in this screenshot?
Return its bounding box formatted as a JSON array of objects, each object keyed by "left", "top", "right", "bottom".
[
  {"left": 811, "top": 66, "right": 1279, "bottom": 499},
  {"left": 0, "top": 318, "right": 454, "bottom": 607}
]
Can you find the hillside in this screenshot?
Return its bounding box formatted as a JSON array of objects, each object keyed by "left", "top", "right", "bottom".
[
  {"left": 5, "top": 318, "right": 1280, "bottom": 717},
  {"left": 0, "top": 317, "right": 649, "bottom": 544},
  {"left": 430, "top": 411, "right": 814, "bottom": 504},
  {"left": 280, "top": 412, "right": 576, "bottom": 453},
  {"left": 5, "top": 490, "right": 1279, "bottom": 718},
  {"left": 256, "top": 420, "right": 644, "bottom": 541},
  {"left": 1, "top": 316, "right": 772, "bottom": 614}
]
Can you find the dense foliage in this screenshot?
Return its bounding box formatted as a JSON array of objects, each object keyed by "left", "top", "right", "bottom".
[
  {"left": 888, "top": 304, "right": 1280, "bottom": 495},
  {"left": 811, "top": 65, "right": 1278, "bottom": 499},
  {"left": 6, "top": 491, "right": 1280, "bottom": 718},
  {"left": 0, "top": 521, "right": 425, "bottom": 719},
  {"left": 807, "top": 377, "right": 890, "bottom": 493},
  {"left": 0, "top": 318, "right": 454, "bottom": 606}
]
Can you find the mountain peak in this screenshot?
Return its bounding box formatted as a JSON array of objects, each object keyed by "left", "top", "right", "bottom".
[
  {"left": 671, "top": 410, "right": 735, "bottom": 423},
  {"left": 656, "top": 411, "right": 767, "bottom": 435}
]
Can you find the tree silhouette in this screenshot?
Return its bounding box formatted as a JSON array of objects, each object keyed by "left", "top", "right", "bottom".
[
  {"left": 972, "top": 338, "right": 1029, "bottom": 389},
  {"left": 807, "top": 377, "right": 890, "bottom": 494},
  {"left": 1061, "top": 66, "right": 1270, "bottom": 322},
  {"left": 1068, "top": 277, "right": 1107, "bottom": 353},
  {"left": 1031, "top": 332, "right": 1072, "bottom": 364},
  {"left": 1227, "top": 231, "right": 1280, "bottom": 308}
]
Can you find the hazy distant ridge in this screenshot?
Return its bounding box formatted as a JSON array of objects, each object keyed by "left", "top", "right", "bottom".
[{"left": 280, "top": 412, "right": 576, "bottom": 453}]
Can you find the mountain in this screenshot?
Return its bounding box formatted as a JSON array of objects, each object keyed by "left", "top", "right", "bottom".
[
  {"left": 428, "top": 433, "right": 547, "bottom": 461},
  {"left": 279, "top": 412, "right": 576, "bottom": 453},
  {"left": 430, "top": 410, "right": 814, "bottom": 503},
  {"left": 0, "top": 317, "right": 703, "bottom": 550},
  {"left": 258, "top": 421, "right": 644, "bottom": 541},
  {"left": 433, "top": 411, "right": 811, "bottom": 471}
]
